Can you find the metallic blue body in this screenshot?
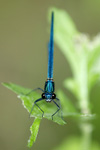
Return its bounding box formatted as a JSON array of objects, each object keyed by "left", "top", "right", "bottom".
[
  {"left": 44, "top": 80, "right": 55, "bottom": 102},
  {"left": 45, "top": 12, "right": 54, "bottom": 101},
  {"left": 44, "top": 80, "right": 54, "bottom": 93},
  {"left": 47, "top": 12, "right": 54, "bottom": 79},
  {"left": 29, "top": 12, "right": 62, "bottom": 120}
]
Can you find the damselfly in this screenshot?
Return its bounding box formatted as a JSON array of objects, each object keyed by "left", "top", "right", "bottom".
[{"left": 27, "top": 12, "right": 62, "bottom": 120}]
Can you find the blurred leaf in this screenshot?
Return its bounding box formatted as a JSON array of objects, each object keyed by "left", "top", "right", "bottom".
[
  {"left": 48, "top": 8, "right": 100, "bottom": 113},
  {"left": 48, "top": 7, "right": 78, "bottom": 37},
  {"left": 88, "top": 34, "right": 100, "bottom": 70},
  {"left": 57, "top": 90, "right": 96, "bottom": 119},
  {"left": 88, "top": 35, "right": 100, "bottom": 90},
  {"left": 48, "top": 8, "right": 79, "bottom": 76},
  {"left": 63, "top": 78, "right": 78, "bottom": 98},
  {"left": 52, "top": 136, "right": 100, "bottom": 150},
  {"left": 28, "top": 118, "right": 41, "bottom": 147},
  {"left": 57, "top": 90, "right": 78, "bottom": 116},
  {"left": 88, "top": 73, "right": 100, "bottom": 91},
  {"left": 48, "top": 9, "right": 89, "bottom": 112}
]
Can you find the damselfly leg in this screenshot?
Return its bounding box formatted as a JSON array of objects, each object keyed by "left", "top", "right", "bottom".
[
  {"left": 56, "top": 98, "right": 63, "bottom": 120},
  {"left": 26, "top": 88, "right": 44, "bottom": 96},
  {"left": 30, "top": 98, "right": 44, "bottom": 118},
  {"left": 52, "top": 99, "right": 60, "bottom": 120}
]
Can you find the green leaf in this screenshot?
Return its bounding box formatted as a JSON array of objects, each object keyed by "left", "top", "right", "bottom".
[
  {"left": 63, "top": 78, "right": 78, "bottom": 98},
  {"left": 28, "top": 117, "right": 41, "bottom": 147},
  {"left": 49, "top": 8, "right": 100, "bottom": 113},
  {"left": 88, "top": 35, "right": 100, "bottom": 90},
  {"left": 48, "top": 8, "right": 78, "bottom": 37},
  {"left": 3, "top": 82, "right": 66, "bottom": 146},
  {"left": 52, "top": 136, "right": 100, "bottom": 150},
  {"left": 57, "top": 90, "right": 95, "bottom": 120},
  {"left": 48, "top": 8, "right": 79, "bottom": 76},
  {"left": 57, "top": 90, "right": 78, "bottom": 117},
  {"left": 88, "top": 34, "right": 100, "bottom": 70},
  {"left": 2, "top": 82, "right": 31, "bottom": 95},
  {"left": 88, "top": 73, "right": 100, "bottom": 91},
  {"left": 2, "top": 82, "right": 66, "bottom": 125}
]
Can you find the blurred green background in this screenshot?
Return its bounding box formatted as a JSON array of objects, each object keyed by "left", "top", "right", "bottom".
[{"left": 0, "top": 0, "right": 100, "bottom": 150}]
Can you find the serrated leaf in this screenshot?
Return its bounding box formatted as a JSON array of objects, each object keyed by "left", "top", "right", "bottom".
[
  {"left": 28, "top": 117, "right": 41, "bottom": 147},
  {"left": 3, "top": 82, "right": 66, "bottom": 146},
  {"left": 3, "top": 82, "right": 66, "bottom": 125}
]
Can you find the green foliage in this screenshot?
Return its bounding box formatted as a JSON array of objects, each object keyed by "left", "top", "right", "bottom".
[
  {"left": 28, "top": 118, "right": 41, "bottom": 147},
  {"left": 3, "top": 7, "right": 100, "bottom": 148},
  {"left": 3, "top": 82, "right": 66, "bottom": 125},
  {"left": 2, "top": 80, "right": 78, "bottom": 147},
  {"left": 52, "top": 136, "right": 100, "bottom": 150},
  {"left": 47, "top": 7, "right": 100, "bottom": 150},
  {"left": 3, "top": 82, "right": 76, "bottom": 147},
  {"left": 49, "top": 8, "right": 100, "bottom": 114},
  {"left": 57, "top": 90, "right": 77, "bottom": 116}
]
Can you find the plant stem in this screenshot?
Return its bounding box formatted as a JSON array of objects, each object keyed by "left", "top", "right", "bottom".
[
  {"left": 79, "top": 91, "right": 93, "bottom": 150},
  {"left": 78, "top": 74, "right": 93, "bottom": 150},
  {"left": 80, "top": 122, "right": 93, "bottom": 150}
]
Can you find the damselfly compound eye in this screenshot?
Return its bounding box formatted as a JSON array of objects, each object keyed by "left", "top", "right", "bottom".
[
  {"left": 42, "top": 93, "right": 45, "bottom": 99},
  {"left": 52, "top": 93, "right": 56, "bottom": 99}
]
